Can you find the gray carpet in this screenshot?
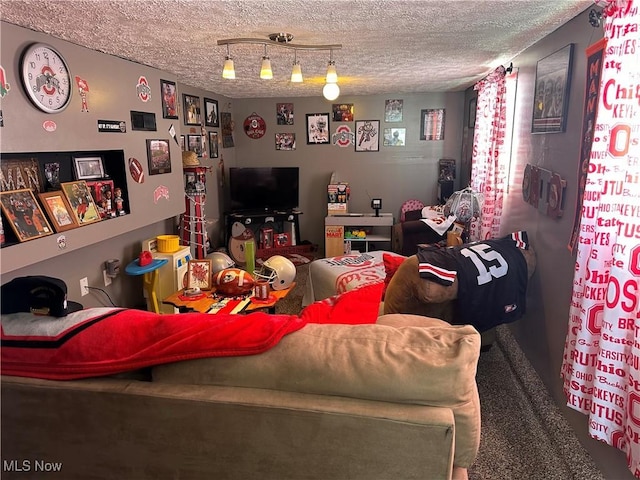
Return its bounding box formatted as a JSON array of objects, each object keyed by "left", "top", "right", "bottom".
[{"left": 277, "top": 263, "right": 605, "bottom": 479}]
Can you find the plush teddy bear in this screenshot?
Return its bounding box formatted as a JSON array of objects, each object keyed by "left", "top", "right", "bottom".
[{"left": 383, "top": 236, "right": 536, "bottom": 348}]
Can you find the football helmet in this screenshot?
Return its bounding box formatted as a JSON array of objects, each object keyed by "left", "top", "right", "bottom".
[
  {"left": 208, "top": 251, "right": 235, "bottom": 274},
  {"left": 254, "top": 255, "right": 296, "bottom": 291}
]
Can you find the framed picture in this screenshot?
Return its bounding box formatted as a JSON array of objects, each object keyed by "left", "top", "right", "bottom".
[
  {"left": 146, "top": 139, "right": 172, "bottom": 175},
  {"left": 275, "top": 133, "right": 296, "bottom": 151},
  {"left": 383, "top": 128, "right": 405, "bottom": 147},
  {"left": 420, "top": 109, "right": 446, "bottom": 140},
  {"left": 208, "top": 131, "right": 219, "bottom": 158},
  {"left": 44, "top": 162, "right": 61, "bottom": 190},
  {"left": 180, "top": 135, "right": 186, "bottom": 151},
  {"left": 187, "top": 134, "right": 203, "bottom": 157},
  {"left": 183, "top": 94, "right": 201, "bottom": 126},
  {"left": 260, "top": 228, "right": 274, "bottom": 249},
  {"left": 85, "top": 179, "right": 115, "bottom": 219},
  {"left": 221, "top": 112, "right": 234, "bottom": 148},
  {"left": 385, "top": 99, "right": 403, "bottom": 122},
  {"left": 532, "top": 43, "right": 574, "bottom": 134},
  {"left": 0, "top": 189, "right": 54, "bottom": 242},
  {"left": 468, "top": 97, "right": 477, "bottom": 129},
  {"left": 0, "top": 158, "right": 43, "bottom": 193},
  {"left": 204, "top": 98, "right": 219, "bottom": 127},
  {"left": 332, "top": 103, "right": 353, "bottom": 122},
  {"left": 276, "top": 103, "right": 294, "bottom": 125},
  {"left": 73, "top": 155, "right": 105, "bottom": 180},
  {"left": 60, "top": 181, "right": 102, "bottom": 225},
  {"left": 306, "top": 113, "right": 330, "bottom": 144},
  {"left": 187, "top": 259, "right": 213, "bottom": 290},
  {"left": 38, "top": 190, "right": 79, "bottom": 232},
  {"left": 160, "top": 79, "right": 178, "bottom": 119},
  {"left": 355, "top": 120, "right": 380, "bottom": 151}
]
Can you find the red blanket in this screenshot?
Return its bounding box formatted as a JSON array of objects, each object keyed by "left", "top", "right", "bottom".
[{"left": 1, "top": 283, "right": 383, "bottom": 380}]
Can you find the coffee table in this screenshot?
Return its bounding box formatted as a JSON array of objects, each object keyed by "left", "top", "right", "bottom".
[{"left": 163, "top": 282, "right": 295, "bottom": 315}]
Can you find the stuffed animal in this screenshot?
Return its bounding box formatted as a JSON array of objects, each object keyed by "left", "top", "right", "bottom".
[{"left": 383, "top": 234, "right": 536, "bottom": 347}]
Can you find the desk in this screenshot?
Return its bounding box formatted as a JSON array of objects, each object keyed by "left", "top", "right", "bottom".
[
  {"left": 163, "top": 282, "right": 295, "bottom": 315},
  {"left": 125, "top": 258, "right": 169, "bottom": 314}
]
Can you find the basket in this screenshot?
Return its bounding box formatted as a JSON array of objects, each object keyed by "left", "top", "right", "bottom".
[{"left": 157, "top": 235, "right": 180, "bottom": 253}]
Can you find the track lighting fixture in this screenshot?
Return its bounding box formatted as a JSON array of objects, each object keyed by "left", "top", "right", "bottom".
[{"left": 217, "top": 33, "right": 342, "bottom": 98}]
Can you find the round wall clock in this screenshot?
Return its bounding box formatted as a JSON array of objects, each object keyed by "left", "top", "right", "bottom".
[{"left": 20, "top": 43, "right": 72, "bottom": 113}]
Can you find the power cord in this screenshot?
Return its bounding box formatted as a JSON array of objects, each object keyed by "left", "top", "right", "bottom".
[{"left": 87, "top": 286, "right": 118, "bottom": 307}]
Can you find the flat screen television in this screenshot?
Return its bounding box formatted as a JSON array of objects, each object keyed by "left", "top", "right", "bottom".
[{"left": 228, "top": 167, "right": 299, "bottom": 213}]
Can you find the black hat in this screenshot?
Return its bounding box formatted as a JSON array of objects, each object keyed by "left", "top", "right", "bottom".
[{"left": 1, "top": 276, "right": 84, "bottom": 317}]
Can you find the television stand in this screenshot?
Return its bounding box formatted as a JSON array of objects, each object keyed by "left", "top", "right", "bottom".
[{"left": 224, "top": 210, "right": 302, "bottom": 264}]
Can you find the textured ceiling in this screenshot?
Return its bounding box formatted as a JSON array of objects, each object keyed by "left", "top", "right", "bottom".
[{"left": 1, "top": 0, "right": 593, "bottom": 98}]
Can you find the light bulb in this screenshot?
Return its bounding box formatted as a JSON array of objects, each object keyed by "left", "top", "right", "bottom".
[{"left": 323, "top": 82, "right": 340, "bottom": 101}]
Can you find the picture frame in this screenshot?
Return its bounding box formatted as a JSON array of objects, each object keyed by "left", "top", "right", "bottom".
[
  {"left": 383, "top": 127, "right": 405, "bottom": 147},
  {"left": 0, "top": 158, "right": 43, "bottom": 194},
  {"left": 275, "top": 133, "right": 296, "bottom": 151},
  {"left": 221, "top": 112, "right": 234, "bottom": 148},
  {"left": 468, "top": 97, "right": 477, "bottom": 129},
  {"left": 306, "top": 113, "right": 330, "bottom": 144},
  {"left": 38, "top": 190, "right": 79, "bottom": 232},
  {"left": 85, "top": 179, "right": 116, "bottom": 219},
  {"left": 44, "top": 162, "right": 61, "bottom": 190},
  {"left": 385, "top": 99, "right": 403, "bottom": 122},
  {"left": 146, "top": 139, "right": 172, "bottom": 175},
  {"left": 532, "top": 43, "right": 574, "bottom": 134},
  {"left": 0, "top": 189, "right": 54, "bottom": 242},
  {"left": 73, "top": 155, "right": 106, "bottom": 180},
  {"left": 208, "top": 131, "right": 219, "bottom": 158},
  {"left": 60, "top": 180, "right": 102, "bottom": 225},
  {"left": 187, "top": 134, "right": 203, "bottom": 157},
  {"left": 180, "top": 135, "right": 186, "bottom": 151},
  {"left": 260, "top": 228, "right": 274, "bottom": 249},
  {"left": 187, "top": 259, "right": 213, "bottom": 290},
  {"left": 355, "top": 120, "right": 380, "bottom": 151},
  {"left": 160, "top": 79, "right": 178, "bottom": 119},
  {"left": 276, "top": 103, "right": 294, "bottom": 125},
  {"left": 420, "top": 109, "right": 446, "bottom": 140},
  {"left": 183, "top": 94, "right": 201, "bottom": 126},
  {"left": 204, "top": 98, "right": 219, "bottom": 127},
  {"left": 332, "top": 103, "right": 354, "bottom": 122}
]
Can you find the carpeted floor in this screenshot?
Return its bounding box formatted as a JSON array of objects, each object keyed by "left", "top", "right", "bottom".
[{"left": 277, "top": 263, "right": 606, "bottom": 479}]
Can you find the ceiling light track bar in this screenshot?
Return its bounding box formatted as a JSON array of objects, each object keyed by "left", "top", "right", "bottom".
[{"left": 217, "top": 38, "right": 342, "bottom": 51}]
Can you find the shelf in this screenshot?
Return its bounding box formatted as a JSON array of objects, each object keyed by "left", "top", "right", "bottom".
[{"left": 346, "top": 235, "right": 390, "bottom": 242}]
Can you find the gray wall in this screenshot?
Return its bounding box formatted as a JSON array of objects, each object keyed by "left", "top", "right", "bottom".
[{"left": 1, "top": 11, "right": 633, "bottom": 478}]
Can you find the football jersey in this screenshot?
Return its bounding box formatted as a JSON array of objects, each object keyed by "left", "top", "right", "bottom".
[{"left": 416, "top": 231, "right": 529, "bottom": 332}]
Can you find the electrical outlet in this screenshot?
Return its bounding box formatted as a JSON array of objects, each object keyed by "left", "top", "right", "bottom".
[
  {"left": 80, "top": 277, "right": 89, "bottom": 296},
  {"left": 103, "top": 269, "right": 112, "bottom": 287}
]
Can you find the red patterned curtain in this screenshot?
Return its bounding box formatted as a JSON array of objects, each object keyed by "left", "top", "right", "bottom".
[{"left": 469, "top": 66, "right": 508, "bottom": 241}]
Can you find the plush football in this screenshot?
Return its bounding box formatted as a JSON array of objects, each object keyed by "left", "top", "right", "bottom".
[
  {"left": 213, "top": 268, "right": 255, "bottom": 296},
  {"left": 128, "top": 157, "right": 145, "bottom": 184}
]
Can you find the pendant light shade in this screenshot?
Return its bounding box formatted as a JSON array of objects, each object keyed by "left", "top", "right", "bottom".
[
  {"left": 290, "top": 61, "right": 303, "bottom": 83},
  {"left": 322, "top": 82, "right": 340, "bottom": 101},
  {"left": 222, "top": 56, "right": 236, "bottom": 79},
  {"left": 260, "top": 44, "right": 273, "bottom": 79},
  {"left": 325, "top": 60, "right": 338, "bottom": 83}
]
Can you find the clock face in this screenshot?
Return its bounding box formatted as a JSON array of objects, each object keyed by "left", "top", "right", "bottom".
[{"left": 20, "top": 43, "right": 72, "bottom": 113}]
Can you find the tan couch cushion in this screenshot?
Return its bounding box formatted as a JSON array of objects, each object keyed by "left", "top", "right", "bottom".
[{"left": 153, "top": 314, "right": 481, "bottom": 467}]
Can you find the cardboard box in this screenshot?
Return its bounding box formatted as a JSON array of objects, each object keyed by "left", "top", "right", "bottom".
[
  {"left": 325, "top": 225, "right": 345, "bottom": 257},
  {"left": 327, "top": 182, "right": 350, "bottom": 216}
]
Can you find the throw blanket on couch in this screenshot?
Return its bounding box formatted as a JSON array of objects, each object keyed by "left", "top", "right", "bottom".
[{"left": 0, "top": 284, "right": 383, "bottom": 380}]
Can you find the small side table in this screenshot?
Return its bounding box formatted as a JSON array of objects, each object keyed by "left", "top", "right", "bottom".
[{"left": 125, "top": 258, "right": 169, "bottom": 314}]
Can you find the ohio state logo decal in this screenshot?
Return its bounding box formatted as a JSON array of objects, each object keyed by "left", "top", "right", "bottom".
[{"left": 136, "top": 76, "right": 151, "bottom": 102}]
